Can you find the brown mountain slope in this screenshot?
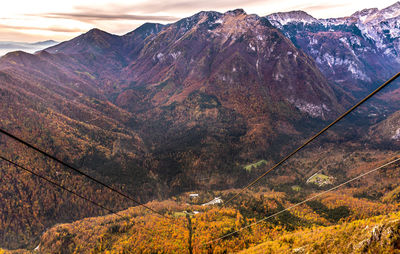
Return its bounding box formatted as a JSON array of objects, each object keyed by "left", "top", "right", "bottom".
[
  {"left": 0, "top": 9, "right": 386, "bottom": 251},
  {"left": 0, "top": 50, "right": 154, "bottom": 249},
  {"left": 120, "top": 10, "right": 343, "bottom": 119},
  {"left": 111, "top": 10, "right": 346, "bottom": 176}
]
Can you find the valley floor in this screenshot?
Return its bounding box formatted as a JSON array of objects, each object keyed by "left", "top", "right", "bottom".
[{"left": 1, "top": 183, "right": 399, "bottom": 253}]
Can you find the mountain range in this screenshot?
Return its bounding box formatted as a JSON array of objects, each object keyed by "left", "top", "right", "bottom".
[
  {"left": 267, "top": 2, "right": 400, "bottom": 98},
  {"left": 0, "top": 40, "right": 57, "bottom": 56},
  {"left": 0, "top": 2, "right": 399, "bottom": 251}
]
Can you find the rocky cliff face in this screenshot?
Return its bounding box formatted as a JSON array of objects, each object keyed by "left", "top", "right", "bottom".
[
  {"left": 118, "top": 9, "right": 342, "bottom": 118},
  {"left": 266, "top": 2, "right": 400, "bottom": 99}
]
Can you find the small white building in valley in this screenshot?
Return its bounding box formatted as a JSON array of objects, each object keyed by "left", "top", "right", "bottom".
[{"left": 201, "top": 197, "right": 223, "bottom": 206}]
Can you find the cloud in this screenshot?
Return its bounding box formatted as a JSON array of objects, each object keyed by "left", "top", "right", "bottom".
[
  {"left": 42, "top": 13, "right": 179, "bottom": 22},
  {"left": 297, "top": 3, "right": 349, "bottom": 12},
  {"left": 72, "top": 0, "right": 270, "bottom": 16},
  {"left": 0, "top": 29, "right": 62, "bottom": 42},
  {"left": 35, "top": 0, "right": 271, "bottom": 26},
  {"left": 0, "top": 24, "right": 84, "bottom": 33}
]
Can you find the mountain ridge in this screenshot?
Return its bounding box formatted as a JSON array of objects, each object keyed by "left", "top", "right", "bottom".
[
  {"left": 266, "top": 2, "right": 400, "bottom": 103},
  {"left": 0, "top": 4, "right": 399, "bottom": 251}
]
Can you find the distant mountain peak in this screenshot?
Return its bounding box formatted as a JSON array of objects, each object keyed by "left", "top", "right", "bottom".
[
  {"left": 44, "top": 27, "right": 122, "bottom": 56},
  {"left": 176, "top": 9, "right": 249, "bottom": 31},
  {"left": 1, "top": 50, "right": 38, "bottom": 64},
  {"left": 351, "top": 8, "right": 378, "bottom": 16},
  {"left": 384, "top": 1, "right": 400, "bottom": 10},
  {"left": 225, "top": 9, "right": 247, "bottom": 16},
  {"left": 380, "top": 1, "right": 400, "bottom": 18},
  {"left": 77, "top": 28, "right": 118, "bottom": 44},
  {"left": 266, "top": 10, "right": 318, "bottom": 27},
  {"left": 84, "top": 28, "right": 113, "bottom": 37},
  {"left": 31, "top": 40, "right": 58, "bottom": 46},
  {"left": 350, "top": 2, "right": 400, "bottom": 24},
  {"left": 3, "top": 50, "right": 31, "bottom": 57},
  {"left": 125, "top": 23, "right": 165, "bottom": 37}
]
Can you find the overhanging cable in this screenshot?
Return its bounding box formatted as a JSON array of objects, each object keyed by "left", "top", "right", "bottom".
[
  {"left": 0, "top": 155, "right": 124, "bottom": 218},
  {"left": 0, "top": 129, "right": 168, "bottom": 219},
  {"left": 224, "top": 72, "right": 400, "bottom": 205},
  {"left": 202, "top": 156, "right": 400, "bottom": 246}
]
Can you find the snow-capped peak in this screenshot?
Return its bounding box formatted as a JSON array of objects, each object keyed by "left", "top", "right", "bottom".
[
  {"left": 379, "top": 1, "right": 400, "bottom": 20},
  {"left": 266, "top": 11, "right": 319, "bottom": 27},
  {"left": 351, "top": 8, "right": 379, "bottom": 23},
  {"left": 351, "top": 2, "right": 400, "bottom": 24},
  {"left": 264, "top": 1, "right": 400, "bottom": 97}
]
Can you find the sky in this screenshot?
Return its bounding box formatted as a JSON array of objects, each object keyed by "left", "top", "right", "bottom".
[{"left": 0, "top": 0, "right": 399, "bottom": 42}]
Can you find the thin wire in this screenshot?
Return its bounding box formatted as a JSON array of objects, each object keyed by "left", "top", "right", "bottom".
[
  {"left": 202, "top": 156, "right": 400, "bottom": 246},
  {"left": 0, "top": 155, "right": 124, "bottom": 218},
  {"left": 0, "top": 129, "right": 168, "bottom": 219},
  {"left": 224, "top": 72, "right": 400, "bottom": 205}
]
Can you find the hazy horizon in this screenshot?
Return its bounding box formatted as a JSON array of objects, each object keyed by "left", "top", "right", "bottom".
[{"left": 0, "top": 0, "right": 398, "bottom": 43}]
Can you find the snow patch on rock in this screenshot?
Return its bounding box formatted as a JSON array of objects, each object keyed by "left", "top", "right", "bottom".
[
  {"left": 266, "top": 11, "right": 319, "bottom": 27},
  {"left": 288, "top": 98, "right": 328, "bottom": 118},
  {"left": 156, "top": 52, "right": 164, "bottom": 60},
  {"left": 273, "top": 72, "right": 284, "bottom": 81},
  {"left": 170, "top": 51, "right": 181, "bottom": 60},
  {"left": 249, "top": 43, "right": 256, "bottom": 51},
  {"left": 347, "top": 63, "right": 371, "bottom": 81},
  {"left": 392, "top": 128, "right": 400, "bottom": 140}
]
